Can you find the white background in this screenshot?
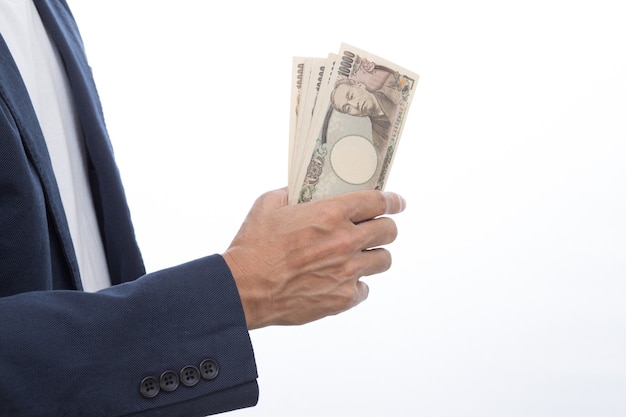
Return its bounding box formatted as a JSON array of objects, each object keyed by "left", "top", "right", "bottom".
[{"left": 69, "top": 1, "right": 626, "bottom": 416}]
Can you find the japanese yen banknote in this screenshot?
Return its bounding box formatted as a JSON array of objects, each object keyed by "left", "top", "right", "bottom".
[{"left": 288, "top": 43, "right": 419, "bottom": 204}]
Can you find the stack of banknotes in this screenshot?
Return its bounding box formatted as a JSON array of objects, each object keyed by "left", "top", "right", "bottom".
[{"left": 288, "top": 43, "right": 419, "bottom": 204}]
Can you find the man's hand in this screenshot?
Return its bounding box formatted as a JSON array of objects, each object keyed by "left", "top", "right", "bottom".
[{"left": 222, "top": 187, "right": 406, "bottom": 330}]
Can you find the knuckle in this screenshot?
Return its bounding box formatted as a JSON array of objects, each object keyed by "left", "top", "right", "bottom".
[
  {"left": 334, "top": 233, "right": 360, "bottom": 254},
  {"left": 372, "top": 190, "right": 388, "bottom": 213},
  {"left": 340, "top": 258, "right": 362, "bottom": 278},
  {"left": 381, "top": 250, "right": 393, "bottom": 271},
  {"left": 375, "top": 217, "right": 398, "bottom": 243},
  {"left": 336, "top": 282, "right": 364, "bottom": 309},
  {"left": 312, "top": 204, "right": 340, "bottom": 225},
  {"left": 369, "top": 248, "right": 392, "bottom": 274},
  {"left": 387, "top": 219, "right": 399, "bottom": 241}
]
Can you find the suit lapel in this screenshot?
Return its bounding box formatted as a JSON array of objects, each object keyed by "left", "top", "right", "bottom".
[
  {"left": 33, "top": 0, "right": 145, "bottom": 284},
  {"left": 0, "top": 33, "right": 82, "bottom": 290}
]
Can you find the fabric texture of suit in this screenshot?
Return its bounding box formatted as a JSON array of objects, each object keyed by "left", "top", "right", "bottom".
[{"left": 0, "top": 1, "right": 258, "bottom": 416}]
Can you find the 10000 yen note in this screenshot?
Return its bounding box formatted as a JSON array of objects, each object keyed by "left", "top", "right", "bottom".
[
  {"left": 288, "top": 57, "right": 306, "bottom": 192},
  {"left": 289, "top": 55, "right": 336, "bottom": 200},
  {"left": 290, "top": 44, "right": 418, "bottom": 204}
]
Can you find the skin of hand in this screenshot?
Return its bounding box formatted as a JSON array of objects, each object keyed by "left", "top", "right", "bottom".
[{"left": 222, "top": 187, "right": 406, "bottom": 330}]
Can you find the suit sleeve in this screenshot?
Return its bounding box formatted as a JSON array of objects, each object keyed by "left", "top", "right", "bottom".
[{"left": 0, "top": 254, "right": 259, "bottom": 417}]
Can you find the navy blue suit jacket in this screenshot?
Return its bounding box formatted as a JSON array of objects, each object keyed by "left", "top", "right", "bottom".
[{"left": 0, "top": 1, "right": 258, "bottom": 416}]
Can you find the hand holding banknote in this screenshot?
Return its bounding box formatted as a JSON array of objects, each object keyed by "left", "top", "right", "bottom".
[
  {"left": 288, "top": 44, "right": 419, "bottom": 204},
  {"left": 224, "top": 44, "right": 417, "bottom": 328},
  {"left": 223, "top": 188, "right": 406, "bottom": 328}
]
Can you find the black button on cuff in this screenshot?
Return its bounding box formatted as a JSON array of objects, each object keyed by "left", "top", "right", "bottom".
[
  {"left": 140, "top": 376, "right": 159, "bottom": 398},
  {"left": 160, "top": 370, "right": 179, "bottom": 392},
  {"left": 180, "top": 365, "right": 201, "bottom": 387},
  {"left": 199, "top": 359, "right": 219, "bottom": 380}
]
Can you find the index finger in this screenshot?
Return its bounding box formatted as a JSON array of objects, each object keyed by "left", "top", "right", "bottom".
[{"left": 336, "top": 190, "right": 407, "bottom": 223}]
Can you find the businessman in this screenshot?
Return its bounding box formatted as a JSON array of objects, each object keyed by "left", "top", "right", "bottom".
[{"left": 0, "top": 1, "right": 405, "bottom": 416}]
